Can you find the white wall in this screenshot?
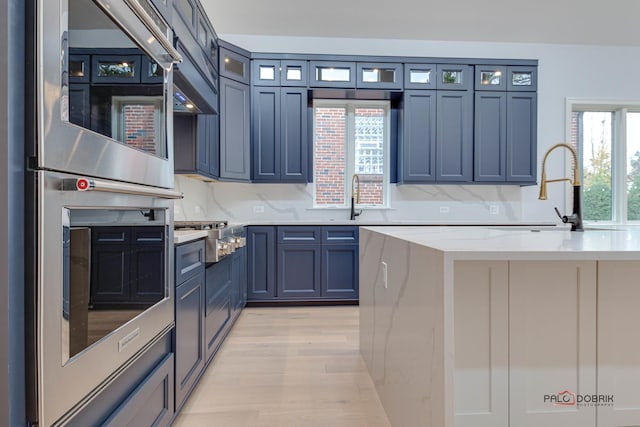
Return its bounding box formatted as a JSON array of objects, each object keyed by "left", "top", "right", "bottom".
[{"left": 175, "top": 35, "right": 640, "bottom": 223}]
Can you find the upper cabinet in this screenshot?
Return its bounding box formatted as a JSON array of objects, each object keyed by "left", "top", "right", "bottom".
[
  {"left": 473, "top": 64, "right": 537, "bottom": 183},
  {"left": 404, "top": 63, "right": 437, "bottom": 90},
  {"left": 220, "top": 46, "right": 251, "bottom": 85},
  {"left": 148, "top": 0, "right": 173, "bottom": 26},
  {"left": 309, "top": 61, "right": 357, "bottom": 88},
  {"left": 436, "top": 64, "right": 473, "bottom": 90},
  {"left": 356, "top": 62, "right": 403, "bottom": 90},
  {"left": 253, "top": 60, "right": 308, "bottom": 87}
]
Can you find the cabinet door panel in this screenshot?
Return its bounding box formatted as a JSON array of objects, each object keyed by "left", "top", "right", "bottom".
[
  {"left": 506, "top": 93, "right": 537, "bottom": 182},
  {"left": 474, "top": 92, "right": 507, "bottom": 182},
  {"left": 598, "top": 261, "right": 640, "bottom": 427},
  {"left": 252, "top": 86, "right": 280, "bottom": 180},
  {"left": 130, "top": 245, "right": 164, "bottom": 303},
  {"left": 90, "top": 244, "right": 130, "bottom": 304},
  {"left": 220, "top": 77, "right": 250, "bottom": 180},
  {"left": 175, "top": 273, "right": 205, "bottom": 409},
  {"left": 280, "top": 88, "right": 308, "bottom": 181},
  {"left": 509, "top": 261, "right": 596, "bottom": 427},
  {"left": 436, "top": 90, "right": 473, "bottom": 182},
  {"left": 277, "top": 244, "right": 321, "bottom": 298},
  {"left": 247, "top": 227, "right": 276, "bottom": 300},
  {"left": 402, "top": 90, "right": 436, "bottom": 182},
  {"left": 454, "top": 261, "right": 508, "bottom": 427},
  {"left": 321, "top": 244, "right": 358, "bottom": 299}
]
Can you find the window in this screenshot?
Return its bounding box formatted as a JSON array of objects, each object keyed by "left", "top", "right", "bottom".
[
  {"left": 313, "top": 100, "right": 389, "bottom": 208},
  {"left": 569, "top": 101, "right": 640, "bottom": 223},
  {"left": 111, "top": 96, "right": 165, "bottom": 157}
]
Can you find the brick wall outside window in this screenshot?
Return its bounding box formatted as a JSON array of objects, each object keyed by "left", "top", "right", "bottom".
[
  {"left": 315, "top": 107, "right": 346, "bottom": 205},
  {"left": 123, "top": 104, "right": 157, "bottom": 155}
]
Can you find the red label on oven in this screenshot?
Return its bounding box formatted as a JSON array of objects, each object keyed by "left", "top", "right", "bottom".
[{"left": 76, "top": 178, "right": 90, "bottom": 191}]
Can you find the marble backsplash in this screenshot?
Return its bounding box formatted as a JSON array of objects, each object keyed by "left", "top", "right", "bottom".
[{"left": 174, "top": 175, "right": 537, "bottom": 224}]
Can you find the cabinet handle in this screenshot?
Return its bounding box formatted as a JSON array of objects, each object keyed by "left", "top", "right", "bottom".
[{"left": 61, "top": 178, "right": 184, "bottom": 199}]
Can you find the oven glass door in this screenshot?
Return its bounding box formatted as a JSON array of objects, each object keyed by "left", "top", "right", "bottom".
[
  {"left": 39, "top": 0, "right": 180, "bottom": 188},
  {"left": 37, "top": 171, "right": 175, "bottom": 426}
]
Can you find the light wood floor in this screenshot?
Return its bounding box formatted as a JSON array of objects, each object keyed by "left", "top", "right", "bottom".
[{"left": 172, "top": 306, "right": 391, "bottom": 427}]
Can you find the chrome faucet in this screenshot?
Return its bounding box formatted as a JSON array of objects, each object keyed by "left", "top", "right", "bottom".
[
  {"left": 539, "top": 143, "right": 583, "bottom": 231},
  {"left": 350, "top": 174, "right": 362, "bottom": 220}
]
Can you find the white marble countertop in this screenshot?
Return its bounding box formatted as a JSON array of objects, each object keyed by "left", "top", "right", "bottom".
[
  {"left": 361, "top": 225, "right": 640, "bottom": 260},
  {"left": 174, "top": 229, "right": 208, "bottom": 245},
  {"left": 232, "top": 219, "right": 557, "bottom": 227}
]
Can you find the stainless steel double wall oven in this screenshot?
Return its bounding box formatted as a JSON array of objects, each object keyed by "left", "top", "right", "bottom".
[{"left": 27, "top": 0, "right": 181, "bottom": 425}]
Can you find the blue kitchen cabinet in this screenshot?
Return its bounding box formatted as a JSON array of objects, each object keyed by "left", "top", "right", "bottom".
[
  {"left": 474, "top": 91, "right": 507, "bottom": 181},
  {"left": 174, "top": 274, "right": 205, "bottom": 410},
  {"left": 401, "top": 89, "right": 473, "bottom": 183},
  {"left": 90, "top": 227, "right": 165, "bottom": 307},
  {"left": 436, "top": 90, "right": 473, "bottom": 182},
  {"left": 174, "top": 113, "right": 220, "bottom": 179},
  {"left": 356, "top": 62, "right": 403, "bottom": 90},
  {"left": 247, "top": 226, "right": 277, "bottom": 300},
  {"left": 436, "top": 64, "right": 473, "bottom": 90},
  {"left": 231, "top": 234, "right": 247, "bottom": 315},
  {"left": 197, "top": 113, "right": 220, "bottom": 178},
  {"left": 220, "top": 45, "right": 250, "bottom": 85},
  {"left": 277, "top": 243, "right": 322, "bottom": 299},
  {"left": 219, "top": 76, "right": 251, "bottom": 180},
  {"left": 174, "top": 239, "right": 206, "bottom": 411},
  {"left": 309, "top": 61, "right": 357, "bottom": 88},
  {"left": 204, "top": 255, "right": 232, "bottom": 361},
  {"left": 252, "top": 59, "right": 308, "bottom": 87},
  {"left": 252, "top": 86, "right": 308, "bottom": 182},
  {"left": 321, "top": 226, "right": 359, "bottom": 300},
  {"left": 101, "top": 353, "right": 174, "bottom": 427},
  {"left": 404, "top": 63, "right": 437, "bottom": 90},
  {"left": 247, "top": 226, "right": 359, "bottom": 302},
  {"left": 68, "top": 84, "right": 90, "bottom": 129},
  {"left": 506, "top": 92, "right": 537, "bottom": 182},
  {"left": 473, "top": 64, "right": 537, "bottom": 184}
]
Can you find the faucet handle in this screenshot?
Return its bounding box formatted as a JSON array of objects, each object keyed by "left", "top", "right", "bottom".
[{"left": 554, "top": 207, "right": 569, "bottom": 223}]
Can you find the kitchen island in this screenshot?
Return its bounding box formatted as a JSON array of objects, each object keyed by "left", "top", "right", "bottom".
[{"left": 359, "top": 226, "right": 640, "bottom": 427}]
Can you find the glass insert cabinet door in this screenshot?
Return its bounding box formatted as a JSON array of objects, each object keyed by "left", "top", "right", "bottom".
[
  {"left": 252, "top": 59, "right": 307, "bottom": 86},
  {"left": 507, "top": 66, "right": 537, "bottom": 91},
  {"left": 475, "top": 65, "right": 507, "bottom": 91},
  {"left": 404, "top": 63, "right": 437, "bottom": 89},
  {"left": 310, "top": 61, "right": 356, "bottom": 88},
  {"left": 356, "top": 62, "right": 403, "bottom": 89}
]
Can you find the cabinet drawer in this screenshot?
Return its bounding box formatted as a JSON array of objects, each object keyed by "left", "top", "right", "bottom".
[
  {"left": 102, "top": 353, "right": 174, "bottom": 427},
  {"left": 321, "top": 226, "right": 359, "bottom": 244},
  {"left": 175, "top": 239, "right": 206, "bottom": 285},
  {"left": 277, "top": 226, "right": 322, "bottom": 244}
]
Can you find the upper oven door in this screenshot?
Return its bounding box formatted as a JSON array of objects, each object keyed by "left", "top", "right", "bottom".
[{"left": 38, "top": 0, "right": 181, "bottom": 189}]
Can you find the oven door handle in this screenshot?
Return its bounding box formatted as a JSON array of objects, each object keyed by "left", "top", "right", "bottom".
[{"left": 61, "top": 178, "right": 184, "bottom": 199}]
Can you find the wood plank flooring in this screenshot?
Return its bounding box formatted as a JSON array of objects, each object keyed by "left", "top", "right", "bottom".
[{"left": 172, "top": 306, "right": 391, "bottom": 427}]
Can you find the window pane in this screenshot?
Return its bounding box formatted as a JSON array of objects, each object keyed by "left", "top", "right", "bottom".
[
  {"left": 314, "top": 107, "right": 346, "bottom": 206},
  {"left": 354, "top": 108, "right": 385, "bottom": 205},
  {"left": 576, "top": 111, "right": 613, "bottom": 221},
  {"left": 627, "top": 112, "right": 640, "bottom": 220}
]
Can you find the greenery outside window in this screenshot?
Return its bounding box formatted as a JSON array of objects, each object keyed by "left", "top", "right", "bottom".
[{"left": 569, "top": 101, "right": 640, "bottom": 223}]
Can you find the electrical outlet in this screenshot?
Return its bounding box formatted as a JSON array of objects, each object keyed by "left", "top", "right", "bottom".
[
  {"left": 490, "top": 205, "right": 499, "bottom": 215},
  {"left": 382, "top": 261, "right": 388, "bottom": 289},
  {"left": 439, "top": 206, "right": 450, "bottom": 214},
  {"left": 253, "top": 205, "right": 265, "bottom": 214}
]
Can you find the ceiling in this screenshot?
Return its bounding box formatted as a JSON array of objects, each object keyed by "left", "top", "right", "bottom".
[{"left": 200, "top": 0, "right": 640, "bottom": 47}]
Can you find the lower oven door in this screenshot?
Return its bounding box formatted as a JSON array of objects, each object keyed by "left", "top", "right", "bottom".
[{"left": 32, "top": 170, "right": 179, "bottom": 426}]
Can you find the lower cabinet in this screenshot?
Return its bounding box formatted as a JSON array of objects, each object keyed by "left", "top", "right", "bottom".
[
  {"left": 454, "top": 260, "right": 640, "bottom": 427},
  {"left": 248, "top": 226, "right": 359, "bottom": 302},
  {"left": 175, "top": 273, "right": 205, "bottom": 410},
  {"left": 173, "top": 237, "right": 246, "bottom": 414},
  {"left": 204, "top": 256, "right": 232, "bottom": 362},
  {"left": 102, "top": 354, "right": 174, "bottom": 427}
]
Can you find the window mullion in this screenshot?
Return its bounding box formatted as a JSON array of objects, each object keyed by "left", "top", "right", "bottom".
[
  {"left": 613, "top": 109, "right": 627, "bottom": 223},
  {"left": 345, "top": 103, "right": 355, "bottom": 205}
]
